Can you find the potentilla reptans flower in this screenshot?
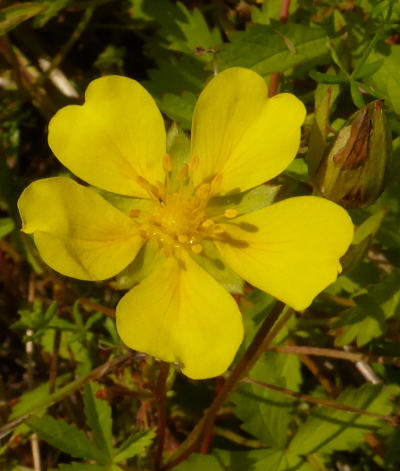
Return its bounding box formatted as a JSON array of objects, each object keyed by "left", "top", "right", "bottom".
[{"left": 18, "top": 68, "right": 353, "bottom": 379}]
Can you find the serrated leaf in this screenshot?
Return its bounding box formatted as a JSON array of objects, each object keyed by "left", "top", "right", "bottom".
[
  {"left": 0, "top": 2, "right": 47, "bottom": 35},
  {"left": 52, "top": 463, "right": 106, "bottom": 471},
  {"left": 84, "top": 382, "right": 113, "bottom": 458},
  {"left": 214, "top": 448, "right": 313, "bottom": 471},
  {"left": 288, "top": 384, "right": 398, "bottom": 455},
  {"left": 175, "top": 453, "right": 223, "bottom": 471},
  {"left": 159, "top": 92, "right": 196, "bottom": 130},
  {"left": 232, "top": 352, "right": 301, "bottom": 447},
  {"left": 219, "top": 23, "right": 329, "bottom": 75},
  {"left": 28, "top": 415, "right": 104, "bottom": 462},
  {"left": 309, "top": 70, "right": 348, "bottom": 84},
  {"left": 0, "top": 217, "right": 15, "bottom": 238},
  {"left": 334, "top": 269, "right": 400, "bottom": 346},
  {"left": 9, "top": 374, "right": 70, "bottom": 420},
  {"left": 114, "top": 429, "right": 155, "bottom": 463},
  {"left": 365, "top": 45, "right": 400, "bottom": 115}
]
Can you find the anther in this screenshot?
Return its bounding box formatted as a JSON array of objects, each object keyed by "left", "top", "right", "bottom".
[
  {"left": 129, "top": 209, "right": 141, "bottom": 218},
  {"left": 163, "top": 154, "right": 173, "bottom": 173},
  {"left": 195, "top": 183, "right": 211, "bottom": 200},
  {"left": 178, "top": 164, "right": 189, "bottom": 180},
  {"left": 202, "top": 218, "right": 215, "bottom": 228},
  {"left": 224, "top": 208, "right": 238, "bottom": 219},
  {"left": 211, "top": 174, "right": 223, "bottom": 193},
  {"left": 178, "top": 234, "right": 189, "bottom": 244},
  {"left": 155, "top": 181, "right": 166, "bottom": 198},
  {"left": 213, "top": 225, "right": 224, "bottom": 234},
  {"left": 191, "top": 243, "right": 203, "bottom": 254},
  {"left": 189, "top": 154, "right": 199, "bottom": 172}
]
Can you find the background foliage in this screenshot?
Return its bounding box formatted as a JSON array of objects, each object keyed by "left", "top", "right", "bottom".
[{"left": 1, "top": 0, "right": 400, "bottom": 470}]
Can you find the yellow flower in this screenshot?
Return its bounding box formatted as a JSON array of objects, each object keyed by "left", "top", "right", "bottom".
[{"left": 18, "top": 68, "right": 353, "bottom": 379}]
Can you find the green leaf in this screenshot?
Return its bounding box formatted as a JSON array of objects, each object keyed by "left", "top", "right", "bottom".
[
  {"left": 33, "top": 0, "right": 70, "bottom": 27},
  {"left": 130, "top": 0, "right": 221, "bottom": 54},
  {"left": 341, "top": 209, "right": 386, "bottom": 273},
  {"left": 84, "top": 382, "right": 113, "bottom": 458},
  {"left": 159, "top": 92, "right": 197, "bottom": 130},
  {"left": 218, "top": 23, "right": 329, "bottom": 75},
  {"left": 28, "top": 415, "right": 104, "bottom": 462},
  {"left": 9, "top": 374, "right": 70, "bottom": 420},
  {"left": 0, "top": 217, "right": 15, "bottom": 238},
  {"left": 284, "top": 158, "right": 310, "bottom": 183},
  {"left": 214, "top": 448, "right": 313, "bottom": 471},
  {"left": 231, "top": 352, "right": 301, "bottom": 447},
  {"left": 307, "top": 88, "right": 332, "bottom": 179},
  {"left": 350, "top": 80, "right": 366, "bottom": 108},
  {"left": 354, "top": 59, "right": 384, "bottom": 79},
  {"left": 365, "top": 45, "right": 400, "bottom": 114},
  {"left": 114, "top": 429, "right": 155, "bottom": 463},
  {"left": 333, "top": 269, "right": 400, "bottom": 346},
  {"left": 51, "top": 463, "right": 106, "bottom": 471},
  {"left": 175, "top": 453, "right": 224, "bottom": 471},
  {"left": 251, "top": 0, "right": 299, "bottom": 25},
  {"left": 309, "top": 71, "right": 348, "bottom": 84},
  {"left": 0, "top": 2, "right": 47, "bottom": 35},
  {"left": 145, "top": 56, "right": 207, "bottom": 99},
  {"left": 288, "top": 384, "right": 398, "bottom": 455}
]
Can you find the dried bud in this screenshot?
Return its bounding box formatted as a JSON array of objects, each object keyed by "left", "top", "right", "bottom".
[{"left": 314, "top": 100, "right": 392, "bottom": 209}]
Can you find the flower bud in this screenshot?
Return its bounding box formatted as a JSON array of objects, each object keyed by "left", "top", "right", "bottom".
[{"left": 314, "top": 100, "right": 392, "bottom": 209}]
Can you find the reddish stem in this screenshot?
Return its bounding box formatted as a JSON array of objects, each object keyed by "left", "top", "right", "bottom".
[{"left": 199, "top": 376, "right": 225, "bottom": 454}]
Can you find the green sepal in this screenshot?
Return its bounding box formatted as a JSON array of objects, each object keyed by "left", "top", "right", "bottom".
[
  {"left": 166, "top": 121, "right": 191, "bottom": 191},
  {"left": 307, "top": 87, "right": 332, "bottom": 179},
  {"left": 207, "top": 184, "right": 280, "bottom": 218},
  {"left": 95, "top": 188, "right": 153, "bottom": 218},
  {"left": 113, "top": 240, "right": 163, "bottom": 290},
  {"left": 189, "top": 240, "right": 244, "bottom": 294}
]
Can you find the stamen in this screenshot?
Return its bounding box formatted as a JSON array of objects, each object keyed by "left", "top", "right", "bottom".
[
  {"left": 195, "top": 183, "right": 211, "bottom": 200},
  {"left": 155, "top": 181, "right": 166, "bottom": 200},
  {"left": 191, "top": 243, "right": 203, "bottom": 254},
  {"left": 129, "top": 209, "right": 141, "bottom": 218},
  {"left": 178, "top": 164, "right": 189, "bottom": 181},
  {"left": 189, "top": 154, "right": 199, "bottom": 172},
  {"left": 178, "top": 234, "right": 189, "bottom": 243},
  {"left": 213, "top": 225, "right": 225, "bottom": 234},
  {"left": 224, "top": 208, "right": 238, "bottom": 219},
  {"left": 202, "top": 218, "right": 214, "bottom": 228},
  {"left": 136, "top": 175, "right": 160, "bottom": 201},
  {"left": 211, "top": 174, "right": 223, "bottom": 193},
  {"left": 163, "top": 154, "right": 173, "bottom": 173}
]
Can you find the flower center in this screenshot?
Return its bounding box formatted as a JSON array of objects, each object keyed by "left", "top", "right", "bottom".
[{"left": 133, "top": 155, "right": 238, "bottom": 256}]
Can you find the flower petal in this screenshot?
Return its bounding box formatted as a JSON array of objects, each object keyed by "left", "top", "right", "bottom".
[
  {"left": 215, "top": 196, "right": 353, "bottom": 310},
  {"left": 48, "top": 76, "right": 166, "bottom": 197},
  {"left": 191, "top": 67, "right": 306, "bottom": 194},
  {"left": 18, "top": 177, "right": 143, "bottom": 280},
  {"left": 116, "top": 250, "right": 243, "bottom": 379}
]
